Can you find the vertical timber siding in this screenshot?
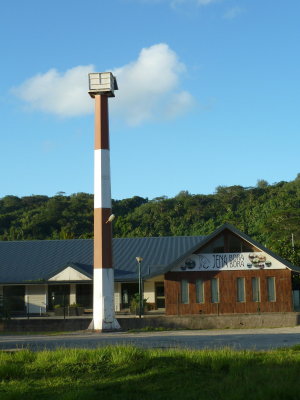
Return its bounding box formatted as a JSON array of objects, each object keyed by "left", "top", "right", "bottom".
[{"left": 165, "top": 269, "right": 293, "bottom": 315}]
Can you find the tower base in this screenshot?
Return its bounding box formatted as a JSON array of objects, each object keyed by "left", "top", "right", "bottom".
[{"left": 88, "top": 318, "right": 121, "bottom": 332}]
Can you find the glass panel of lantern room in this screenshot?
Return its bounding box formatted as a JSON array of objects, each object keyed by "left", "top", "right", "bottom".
[
  {"left": 252, "top": 277, "right": 260, "bottom": 302},
  {"left": 267, "top": 277, "right": 276, "bottom": 302},
  {"left": 181, "top": 280, "right": 189, "bottom": 304},
  {"left": 196, "top": 279, "right": 204, "bottom": 303}
]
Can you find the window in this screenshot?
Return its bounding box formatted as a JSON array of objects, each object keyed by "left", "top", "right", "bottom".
[
  {"left": 211, "top": 278, "right": 219, "bottom": 303},
  {"left": 228, "top": 233, "right": 254, "bottom": 253},
  {"left": 3, "top": 285, "right": 25, "bottom": 312},
  {"left": 237, "top": 277, "right": 245, "bottom": 302},
  {"left": 267, "top": 277, "right": 276, "bottom": 302},
  {"left": 200, "top": 236, "right": 225, "bottom": 253},
  {"left": 196, "top": 279, "right": 204, "bottom": 303},
  {"left": 199, "top": 232, "right": 255, "bottom": 254},
  {"left": 252, "top": 277, "right": 260, "bottom": 302},
  {"left": 181, "top": 280, "right": 189, "bottom": 304}
]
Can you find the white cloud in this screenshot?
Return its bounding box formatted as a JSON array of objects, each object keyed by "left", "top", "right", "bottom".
[
  {"left": 223, "top": 6, "right": 243, "bottom": 19},
  {"left": 164, "top": 91, "right": 195, "bottom": 119},
  {"left": 196, "top": 0, "right": 219, "bottom": 4},
  {"left": 139, "top": 0, "right": 220, "bottom": 6},
  {"left": 12, "top": 65, "right": 94, "bottom": 117},
  {"left": 111, "top": 43, "right": 194, "bottom": 125},
  {"left": 12, "top": 44, "right": 194, "bottom": 125}
]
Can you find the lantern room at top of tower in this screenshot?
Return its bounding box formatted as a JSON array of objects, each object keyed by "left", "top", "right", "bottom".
[{"left": 88, "top": 72, "right": 118, "bottom": 98}]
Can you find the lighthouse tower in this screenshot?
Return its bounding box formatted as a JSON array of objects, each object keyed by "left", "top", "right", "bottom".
[{"left": 88, "top": 72, "right": 120, "bottom": 331}]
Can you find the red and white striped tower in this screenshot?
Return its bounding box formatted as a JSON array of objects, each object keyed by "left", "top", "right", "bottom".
[{"left": 88, "top": 72, "right": 120, "bottom": 331}]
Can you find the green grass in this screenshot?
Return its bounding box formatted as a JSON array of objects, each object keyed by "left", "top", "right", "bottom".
[{"left": 1, "top": 346, "right": 300, "bottom": 399}]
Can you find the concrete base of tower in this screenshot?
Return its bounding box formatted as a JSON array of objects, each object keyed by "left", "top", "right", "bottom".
[
  {"left": 92, "top": 268, "right": 121, "bottom": 331},
  {"left": 88, "top": 318, "right": 121, "bottom": 332}
]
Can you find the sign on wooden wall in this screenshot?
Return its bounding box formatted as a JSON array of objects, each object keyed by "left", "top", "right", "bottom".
[{"left": 173, "top": 252, "right": 286, "bottom": 272}]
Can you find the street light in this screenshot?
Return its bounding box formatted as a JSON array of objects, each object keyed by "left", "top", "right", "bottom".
[{"left": 136, "top": 257, "right": 143, "bottom": 318}]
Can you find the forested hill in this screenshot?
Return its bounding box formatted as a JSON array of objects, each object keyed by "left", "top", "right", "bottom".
[{"left": 0, "top": 176, "right": 299, "bottom": 265}]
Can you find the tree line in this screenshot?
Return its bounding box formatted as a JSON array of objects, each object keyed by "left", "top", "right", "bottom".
[{"left": 0, "top": 175, "right": 299, "bottom": 265}]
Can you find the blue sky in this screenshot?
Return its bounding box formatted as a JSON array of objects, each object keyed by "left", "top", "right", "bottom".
[{"left": 0, "top": 0, "right": 299, "bottom": 200}]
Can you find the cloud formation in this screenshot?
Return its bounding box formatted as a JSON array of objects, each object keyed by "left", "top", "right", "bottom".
[
  {"left": 12, "top": 65, "right": 94, "bottom": 117},
  {"left": 111, "top": 43, "right": 194, "bottom": 125},
  {"left": 223, "top": 6, "right": 243, "bottom": 19},
  {"left": 141, "top": 0, "right": 220, "bottom": 6},
  {"left": 12, "top": 44, "right": 194, "bottom": 125}
]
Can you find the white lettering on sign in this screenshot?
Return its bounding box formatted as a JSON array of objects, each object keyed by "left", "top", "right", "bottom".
[{"left": 173, "top": 252, "right": 285, "bottom": 272}]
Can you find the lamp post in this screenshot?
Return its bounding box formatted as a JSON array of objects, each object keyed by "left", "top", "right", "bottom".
[
  {"left": 136, "top": 257, "right": 143, "bottom": 318},
  {"left": 88, "top": 72, "right": 120, "bottom": 331}
]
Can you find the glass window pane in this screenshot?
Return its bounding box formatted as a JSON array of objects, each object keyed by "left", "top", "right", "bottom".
[
  {"left": 237, "top": 277, "right": 245, "bottom": 302},
  {"left": 252, "top": 277, "right": 260, "bottom": 302},
  {"left": 196, "top": 279, "right": 204, "bottom": 303},
  {"left": 200, "top": 235, "right": 224, "bottom": 253},
  {"left": 211, "top": 278, "right": 219, "bottom": 303},
  {"left": 267, "top": 277, "right": 276, "bottom": 302},
  {"left": 181, "top": 280, "right": 189, "bottom": 304}
]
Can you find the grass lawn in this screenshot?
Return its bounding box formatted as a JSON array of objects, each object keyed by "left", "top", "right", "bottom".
[{"left": 1, "top": 345, "right": 300, "bottom": 399}]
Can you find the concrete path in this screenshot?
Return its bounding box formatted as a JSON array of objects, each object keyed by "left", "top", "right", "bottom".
[{"left": 1, "top": 326, "right": 300, "bottom": 351}]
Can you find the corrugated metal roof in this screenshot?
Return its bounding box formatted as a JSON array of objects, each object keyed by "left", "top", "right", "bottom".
[
  {"left": 1, "top": 224, "right": 298, "bottom": 284},
  {"left": 0, "top": 235, "right": 206, "bottom": 284}
]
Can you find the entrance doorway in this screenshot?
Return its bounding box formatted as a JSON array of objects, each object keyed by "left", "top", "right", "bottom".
[
  {"left": 48, "top": 285, "right": 70, "bottom": 310},
  {"left": 155, "top": 282, "right": 165, "bottom": 309},
  {"left": 121, "top": 283, "right": 139, "bottom": 309},
  {"left": 76, "top": 284, "right": 93, "bottom": 308}
]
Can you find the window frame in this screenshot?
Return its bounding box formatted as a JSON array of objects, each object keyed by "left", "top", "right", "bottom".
[
  {"left": 211, "top": 278, "right": 219, "bottom": 303},
  {"left": 267, "top": 277, "right": 276, "bottom": 302},
  {"left": 251, "top": 277, "right": 260, "bottom": 302},
  {"left": 196, "top": 279, "right": 205, "bottom": 304},
  {"left": 236, "top": 277, "right": 245, "bottom": 302},
  {"left": 181, "top": 279, "right": 189, "bottom": 304}
]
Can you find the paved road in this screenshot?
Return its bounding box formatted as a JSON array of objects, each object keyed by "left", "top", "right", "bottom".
[{"left": 1, "top": 327, "right": 300, "bottom": 351}]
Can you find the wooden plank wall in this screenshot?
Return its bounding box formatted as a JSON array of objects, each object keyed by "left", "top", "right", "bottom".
[{"left": 164, "top": 269, "right": 293, "bottom": 315}]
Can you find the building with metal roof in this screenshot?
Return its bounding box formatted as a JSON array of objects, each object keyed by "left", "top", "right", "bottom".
[{"left": 0, "top": 224, "right": 299, "bottom": 315}]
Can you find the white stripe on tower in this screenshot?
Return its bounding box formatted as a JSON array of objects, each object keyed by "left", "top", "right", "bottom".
[{"left": 93, "top": 94, "right": 120, "bottom": 331}]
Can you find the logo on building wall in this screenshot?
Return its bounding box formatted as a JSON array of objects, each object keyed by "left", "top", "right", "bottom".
[{"left": 176, "top": 252, "right": 279, "bottom": 272}]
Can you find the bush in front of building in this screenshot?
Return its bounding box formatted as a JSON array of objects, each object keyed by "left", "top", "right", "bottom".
[{"left": 129, "top": 294, "right": 149, "bottom": 314}]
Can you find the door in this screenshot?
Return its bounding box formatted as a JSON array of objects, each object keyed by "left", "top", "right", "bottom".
[
  {"left": 121, "top": 283, "right": 139, "bottom": 309},
  {"left": 155, "top": 282, "right": 165, "bottom": 309}
]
